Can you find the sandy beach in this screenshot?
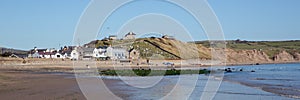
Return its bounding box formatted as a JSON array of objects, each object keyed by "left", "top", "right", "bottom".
[
  {"left": 0, "top": 57, "right": 299, "bottom": 100},
  {"left": 0, "top": 68, "right": 85, "bottom": 100}
]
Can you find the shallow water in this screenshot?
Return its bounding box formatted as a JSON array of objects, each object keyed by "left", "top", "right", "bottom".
[
  {"left": 224, "top": 63, "right": 300, "bottom": 99},
  {"left": 98, "top": 63, "right": 299, "bottom": 100}
]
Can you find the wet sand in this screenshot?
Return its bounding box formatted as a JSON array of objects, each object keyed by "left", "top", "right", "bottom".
[{"left": 0, "top": 68, "right": 86, "bottom": 100}]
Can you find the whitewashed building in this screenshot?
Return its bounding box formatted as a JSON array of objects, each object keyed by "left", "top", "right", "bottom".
[
  {"left": 28, "top": 46, "right": 74, "bottom": 59},
  {"left": 109, "top": 35, "right": 117, "bottom": 40},
  {"left": 70, "top": 46, "right": 94, "bottom": 60},
  {"left": 106, "top": 47, "right": 128, "bottom": 60},
  {"left": 93, "top": 46, "right": 108, "bottom": 58},
  {"left": 54, "top": 52, "right": 63, "bottom": 59},
  {"left": 124, "top": 32, "right": 136, "bottom": 40},
  {"left": 41, "top": 52, "right": 56, "bottom": 58},
  {"left": 29, "top": 52, "right": 40, "bottom": 58},
  {"left": 70, "top": 47, "right": 83, "bottom": 60},
  {"left": 28, "top": 48, "right": 46, "bottom": 58}
]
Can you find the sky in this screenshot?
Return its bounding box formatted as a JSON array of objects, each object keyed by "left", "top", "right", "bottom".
[{"left": 0, "top": 0, "right": 299, "bottom": 50}]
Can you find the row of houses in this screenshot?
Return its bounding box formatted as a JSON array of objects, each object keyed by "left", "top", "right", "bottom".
[
  {"left": 28, "top": 46, "right": 140, "bottom": 60},
  {"left": 28, "top": 46, "right": 74, "bottom": 59},
  {"left": 28, "top": 32, "right": 140, "bottom": 60},
  {"left": 102, "top": 31, "right": 137, "bottom": 41}
]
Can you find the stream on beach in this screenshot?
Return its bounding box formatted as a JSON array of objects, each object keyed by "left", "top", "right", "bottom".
[{"left": 82, "top": 63, "right": 300, "bottom": 100}]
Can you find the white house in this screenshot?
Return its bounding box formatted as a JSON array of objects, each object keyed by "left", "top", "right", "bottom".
[
  {"left": 42, "top": 52, "right": 56, "bottom": 58},
  {"left": 68, "top": 46, "right": 133, "bottom": 60},
  {"left": 28, "top": 46, "right": 75, "bottom": 59},
  {"left": 29, "top": 52, "right": 40, "bottom": 58},
  {"left": 82, "top": 48, "right": 94, "bottom": 59},
  {"left": 61, "top": 52, "right": 71, "bottom": 59},
  {"left": 106, "top": 47, "right": 128, "bottom": 60},
  {"left": 124, "top": 32, "right": 136, "bottom": 40},
  {"left": 109, "top": 35, "right": 117, "bottom": 40},
  {"left": 54, "top": 52, "right": 63, "bottom": 59},
  {"left": 93, "top": 46, "right": 108, "bottom": 58},
  {"left": 70, "top": 46, "right": 94, "bottom": 60},
  {"left": 59, "top": 46, "right": 74, "bottom": 59},
  {"left": 70, "top": 47, "right": 83, "bottom": 60},
  {"left": 28, "top": 48, "right": 46, "bottom": 58},
  {"left": 70, "top": 50, "right": 78, "bottom": 60}
]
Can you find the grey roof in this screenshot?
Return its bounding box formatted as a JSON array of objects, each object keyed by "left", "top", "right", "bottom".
[
  {"left": 97, "top": 46, "right": 108, "bottom": 49},
  {"left": 109, "top": 35, "right": 117, "bottom": 37},
  {"left": 83, "top": 48, "right": 94, "bottom": 53}
]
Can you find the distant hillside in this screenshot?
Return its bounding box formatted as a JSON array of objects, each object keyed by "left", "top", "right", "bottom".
[
  {"left": 196, "top": 40, "right": 300, "bottom": 59},
  {"left": 85, "top": 38, "right": 300, "bottom": 64},
  {"left": 0, "top": 47, "right": 28, "bottom": 57}
]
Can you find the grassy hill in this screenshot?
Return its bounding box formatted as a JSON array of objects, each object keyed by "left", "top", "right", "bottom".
[
  {"left": 86, "top": 38, "right": 211, "bottom": 60},
  {"left": 0, "top": 47, "right": 28, "bottom": 57},
  {"left": 195, "top": 40, "right": 300, "bottom": 59},
  {"left": 86, "top": 38, "right": 300, "bottom": 60}
]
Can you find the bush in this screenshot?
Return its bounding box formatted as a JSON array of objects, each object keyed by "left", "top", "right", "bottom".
[
  {"left": 99, "top": 69, "right": 210, "bottom": 76},
  {"left": 1, "top": 52, "right": 12, "bottom": 57}
]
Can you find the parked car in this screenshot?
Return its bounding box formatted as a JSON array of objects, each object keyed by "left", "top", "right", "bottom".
[{"left": 163, "top": 62, "right": 174, "bottom": 66}]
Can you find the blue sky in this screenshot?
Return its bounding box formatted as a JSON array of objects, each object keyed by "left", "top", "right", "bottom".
[{"left": 0, "top": 0, "right": 299, "bottom": 50}]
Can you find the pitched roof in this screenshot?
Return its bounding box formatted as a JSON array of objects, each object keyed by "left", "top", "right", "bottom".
[
  {"left": 28, "top": 49, "right": 47, "bottom": 54},
  {"left": 126, "top": 32, "right": 136, "bottom": 36},
  {"left": 38, "top": 52, "right": 55, "bottom": 55},
  {"left": 83, "top": 48, "right": 94, "bottom": 53},
  {"left": 109, "top": 35, "right": 117, "bottom": 37},
  {"left": 97, "top": 46, "right": 108, "bottom": 49}
]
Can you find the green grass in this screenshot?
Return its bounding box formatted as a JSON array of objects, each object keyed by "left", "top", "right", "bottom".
[
  {"left": 93, "top": 38, "right": 182, "bottom": 59},
  {"left": 99, "top": 69, "right": 210, "bottom": 76},
  {"left": 92, "top": 39, "right": 300, "bottom": 60},
  {"left": 195, "top": 40, "right": 300, "bottom": 58},
  {"left": 132, "top": 40, "right": 178, "bottom": 59}
]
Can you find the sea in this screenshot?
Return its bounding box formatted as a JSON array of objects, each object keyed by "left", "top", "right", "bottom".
[
  {"left": 96, "top": 63, "right": 300, "bottom": 100},
  {"left": 223, "top": 63, "right": 300, "bottom": 99}
]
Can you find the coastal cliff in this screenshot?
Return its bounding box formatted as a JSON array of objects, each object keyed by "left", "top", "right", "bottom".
[
  {"left": 226, "top": 49, "right": 300, "bottom": 64},
  {"left": 226, "top": 49, "right": 271, "bottom": 64},
  {"left": 86, "top": 38, "right": 300, "bottom": 65}
]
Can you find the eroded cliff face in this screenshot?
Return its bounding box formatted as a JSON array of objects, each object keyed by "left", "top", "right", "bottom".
[
  {"left": 226, "top": 49, "right": 300, "bottom": 64},
  {"left": 226, "top": 49, "right": 271, "bottom": 64},
  {"left": 273, "top": 51, "right": 296, "bottom": 62},
  {"left": 294, "top": 53, "right": 300, "bottom": 60}
]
